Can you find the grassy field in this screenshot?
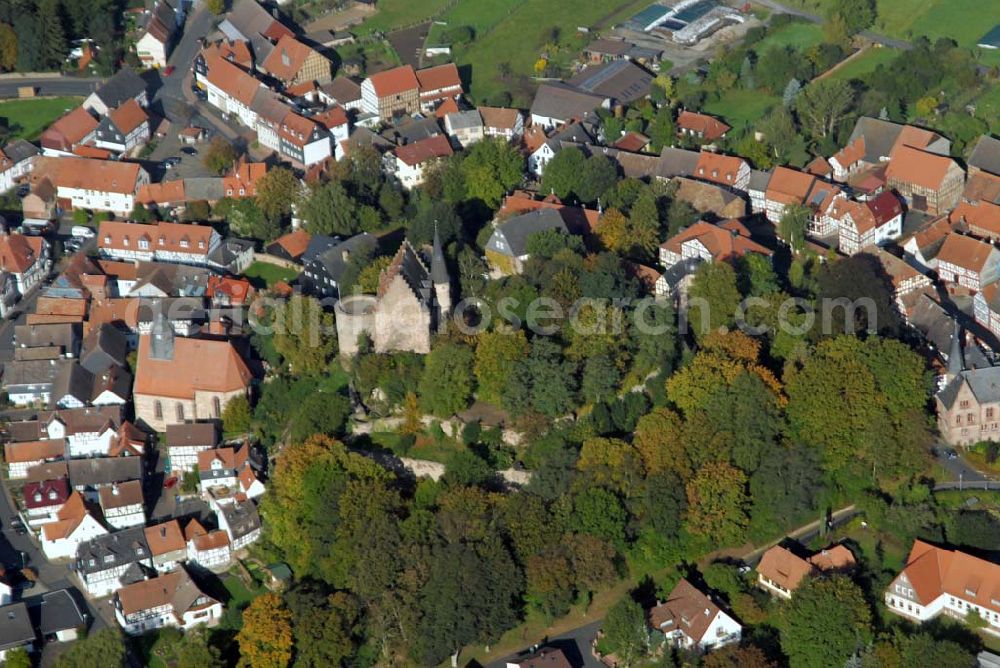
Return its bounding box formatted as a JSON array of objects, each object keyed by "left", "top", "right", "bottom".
[
  {"left": 244, "top": 261, "right": 299, "bottom": 289},
  {"left": 780, "top": 0, "right": 1000, "bottom": 59},
  {"left": 704, "top": 88, "right": 780, "bottom": 129},
  {"left": 0, "top": 96, "right": 82, "bottom": 141},
  {"left": 354, "top": 0, "right": 452, "bottom": 33},
  {"left": 973, "top": 82, "right": 1000, "bottom": 135},
  {"left": 824, "top": 45, "right": 900, "bottom": 82},
  {"left": 449, "top": 0, "right": 645, "bottom": 103},
  {"left": 753, "top": 21, "right": 825, "bottom": 51}
]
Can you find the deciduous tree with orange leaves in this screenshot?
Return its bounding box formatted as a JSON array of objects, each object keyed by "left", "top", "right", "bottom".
[{"left": 237, "top": 593, "right": 293, "bottom": 668}]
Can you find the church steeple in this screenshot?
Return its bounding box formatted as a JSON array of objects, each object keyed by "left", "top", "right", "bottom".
[
  {"left": 150, "top": 307, "right": 175, "bottom": 361},
  {"left": 430, "top": 223, "right": 451, "bottom": 327},
  {"left": 947, "top": 319, "right": 964, "bottom": 379},
  {"left": 431, "top": 223, "right": 448, "bottom": 285}
]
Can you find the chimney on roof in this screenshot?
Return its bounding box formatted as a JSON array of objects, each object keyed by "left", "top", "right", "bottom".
[{"left": 111, "top": 484, "right": 119, "bottom": 496}]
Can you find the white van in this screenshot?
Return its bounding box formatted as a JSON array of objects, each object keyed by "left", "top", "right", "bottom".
[{"left": 71, "top": 226, "right": 95, "bottom": 239}]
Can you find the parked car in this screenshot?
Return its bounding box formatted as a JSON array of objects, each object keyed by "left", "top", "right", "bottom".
[
  {"left": 71, "top": 225, "right": 95, "bottom": 239},
  {"left": 181, "top": 146, "right": 197, "bottom": 156},
  {"left": 15, "top": 183, "right": 29, "bottom": 197},
  {"left": 947, "top": 448, "right": 959, "bottom": 460},
  {"left": 163, "top": 65, "right": 175, "bottom": 76},
  {"left": 162, "top": 157, "right": 181, "bottom": 169}
]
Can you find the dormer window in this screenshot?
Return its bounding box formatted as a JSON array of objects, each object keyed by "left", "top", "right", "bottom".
[
  {"left": 104, "top": 235, "right": 112, "bottom": 244},
  {"left": 123, "top": 237, "right": 130, "bottom": 247},
  {"left": 139, "top": 239, "right": 149, "bottom": 250},
  {"left": 198, "top": 240, "right": 205, "bottom": 249},
  {"left": 159, "top": 236, "right": 166, "bottom": 246},
  {"left": 179, "top": 239, "right": 189, "bottom": 249}
]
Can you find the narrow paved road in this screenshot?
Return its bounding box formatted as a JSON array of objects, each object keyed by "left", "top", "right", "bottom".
[
  {"left": 0, "top": 77, "right": 105, "bottom": 99},
  {"left": 486, "top": 621, "right": 604, "bottom": 668}
]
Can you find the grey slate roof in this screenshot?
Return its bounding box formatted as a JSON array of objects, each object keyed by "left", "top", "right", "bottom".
[
  {"left": 968, "top": 135, "right": 1000, "bottom": 178},
  {"left": 382, "top": 116, "right": 443, "bottom": 145},
  {"left": 909, "top": 293, "right": 951, "bottom": 353},
  {"left": 530, "top": 83, "right": 606, "bottom": 122},
  {"left": 0, "top": 602, "right": 34, "bottom": 651},
  {"left": 847, "top": 116, "right": 949, "bottom": 163},
  {"left": 304, "top": 233, "right": 377, "bottom": 285},
  {"left": 938, "top": 366, "right": 1000, "bottom": 410},
  {"left": 567, "top": 60, "right": 653, "bottom": 104},
  {"left": 220, "top": 499, "right": 261, "bottom": 540},
  {"left": 36, "top": 589, "right": 85, "bottom": 636},
  {"left": 166, "top": 422, "right": 218, "bottom": 448},
  {"left": 2, "top": 139, "right": 40, "bottom": 163},
  {"left": 132, "top": 262, "right": 210, "bottom": 297},
  {"left": 321, "top": 76, "right": 362, "bottom": 105},
  {"left": 488, "top": 209, "right": 569, "bottom": 258},
  {"left": 445, "top": 110, "right": 483, "bottom": 132},
  {"left": 51, "top": 362, "right": 95, "bottom": 406},
  {"left": 81, "top": 323, "right": 129, "bottom": 374},
  {"left": 14, "top": 323, "right": 80, "bottom": 353},
  {"left": 3, "top": 359, "right": 71, "bottom": 388},
  {"left": 93, "top": 68, "right": 146, "bottom": 109},
  {"left": 68, "top": 456, "right": 143, "bottom": 488},
  {"left": 209, "top": 237, "right": 254, "bottom": 271},
  {"left": 431, "top": 227, "right": 448, "bottom": 284},
  {"left": 749, "top": 169, "right": 771, "bottom": 192},
  {"left": 219, "top": 0, "right": 284, "bottom": 61},
  {"left": 657, "top": 147, "right": 701, "bottom": 180},
  {"left": 75, "top": 526, "right": 150, "bottom": 575},
  {"left": 183, "top": 177, "right": 225, "bottom": 202}
]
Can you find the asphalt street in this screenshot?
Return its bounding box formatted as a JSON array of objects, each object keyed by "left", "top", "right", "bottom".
[{"left": 485, "top": 620, "right": 604, "bottom": 668}]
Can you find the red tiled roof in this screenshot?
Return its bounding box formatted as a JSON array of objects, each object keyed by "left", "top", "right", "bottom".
[
  {"left": 694, "top": 152, "right": 746, "bottom": 187},
  {"left": 134, "top": 334, "right": 252, "bottom": 400},
  {"left": 31, "top": 156, "right": 143, "bottom": 196},
  {"left": 613, "top": 132, "right": 650, "bottom": 152},
  {"left": 98, "top": 221, "right": 215, "bottom": 256},
  {"left": 262, "top": 35, "right": 323, "bottom": 83},
  {"left": 109, "top": 99, "right": 148, "bottom": 135},
  {"left": 886, "top": 144, "right": 962, "bottom": 190},
  {"left": 0, "top": 233, "right": 45, "bottom": 274},
  {"left": 416, "top": 63, "right": 461, "bottom": 95},
  {"left": 659, "top": 219, "right": 771, "bottom": 261},
  {"left": 41, "top": 106, "right": 98, "bottom": 152},
  {"left": 367, "top": 65, "right": 419, "bottom": 98},
  {"left": 937, "top": 233, "right": 997, "bottom": 272},
  {"left": 23, "top": 478, "right": 70, "bottom": 509},
  {"left": 394, "top": 134, "right": 453, "bottom": 166},
  {"left": 204, "top": 53, "right": 262, "bottom": 106},
  {"left": 677, "top": 110, "right": 730, "bottom": 141}
]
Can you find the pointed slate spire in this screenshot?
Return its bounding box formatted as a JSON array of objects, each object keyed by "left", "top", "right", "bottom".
[
  {"left": 430, "top": 222, "right": 448, "bottom": 285},
  {"left": 947, "top": 319, "right": 964, "bottom": 378}
]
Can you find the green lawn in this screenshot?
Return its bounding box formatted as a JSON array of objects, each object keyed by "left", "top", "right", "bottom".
[
  {"left": 704, "top": 88, "right": 781, "bottom": 129},
  {"left": 222, "top": 573, "right": 260, "bottom": 608},
  {"left": 779, "top": 0, "right": 1000, "bottom": 62},
  {"left": 354, "top": 0, "right": 453, "bottom": 33},
  {"left": 753, "top": 21, "right": 825, "bottom": 51},
  {"left": 825, "top": 46, "right": 900, "bottom": 82},
  {"left": 243, "top": 261, "right": 299, "bottom": 289},
  {"left": 0, "top": 96, "right": 83, "bottom": 141},
  {"left": 450, "top": 0, "right": 642, "bottom": 103},
  {"left": 973, "top": 82, "right": 1000, "bottom": 135}
]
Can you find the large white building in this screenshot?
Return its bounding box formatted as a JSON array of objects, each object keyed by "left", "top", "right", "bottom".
[
  {"left": 114, "top": 568, "right": 222, "bottom": 635},
  {"left": 886, "top": 540, "right": 1000, "bottom": 634},
  {"left": 29, "top": 157, "right": 149, "bottom": 217},
  {"left": 98, "top": 221, "right": 220, "bottom": 266},
  {"left": 648, "top": 579, "right": 742, "bottom": 653}
]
